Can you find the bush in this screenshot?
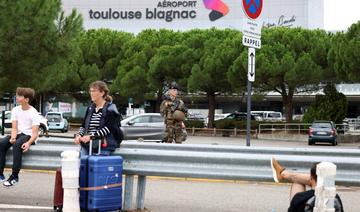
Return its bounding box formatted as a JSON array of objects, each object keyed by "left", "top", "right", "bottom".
[
  {"left": 184, "top": 120, "right": 205, "bottom": 128},
  {"left": 214, "top": 119, "right": 259, "bottom": 129},
  {"left": 67, "top": 117, "right": 83, "bottom": 124},
  {"left": 302, "top": 83, "right": 347, "bottom": 124}
]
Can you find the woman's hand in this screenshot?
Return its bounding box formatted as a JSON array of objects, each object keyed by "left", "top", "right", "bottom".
[
  {"left": 79, "top": 135, "right": 91, "bottom": 143},
  {"left": 74, "top": 135, "right": 81, "bottom": 145}
]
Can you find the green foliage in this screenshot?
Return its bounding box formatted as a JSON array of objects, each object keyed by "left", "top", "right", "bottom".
[
  {"left": 328, "top": 21, "right": 360, "bottom": 82},
  {"left": 184, "top": 120, "right": 205, "bottom": 128},
  {"left": 214, "top": 120, "right": 259, "bottom": 129},
  {"left": 229, "top": 27, "right": 331, "bottom": 122},
  {"left": 112, "top": 29, "right": 180, "bottom": 104},
  {"left": 0, "top": 0, "right": 83, "bottom": 94},
  {"left": 302, "top": 83, "right": 348, "bottom": 124}
]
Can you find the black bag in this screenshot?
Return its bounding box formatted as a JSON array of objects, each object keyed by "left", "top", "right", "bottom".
[{"left": 304, "top": 195, "right": 343, "bottom": 212}]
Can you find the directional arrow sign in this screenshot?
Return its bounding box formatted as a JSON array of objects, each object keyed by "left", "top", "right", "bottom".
[{"left": 248, "top": 48, "right": 256, "bottom": 82}]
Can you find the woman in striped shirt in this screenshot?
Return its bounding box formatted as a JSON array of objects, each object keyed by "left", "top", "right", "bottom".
[{"left": 74, "top": 81, "right": 121, "bottom": 155}]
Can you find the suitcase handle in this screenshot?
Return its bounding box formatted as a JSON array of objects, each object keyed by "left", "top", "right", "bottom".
[{"left": 89, "top": 138, "right": 101, "bottom": 156}]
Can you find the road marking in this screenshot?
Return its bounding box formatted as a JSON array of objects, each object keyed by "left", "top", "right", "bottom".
[{"left": 0, "top": 204, "right": 53, "bottom": 210}]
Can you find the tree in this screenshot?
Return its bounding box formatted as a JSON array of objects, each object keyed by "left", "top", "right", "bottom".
[
  {"left": 148, "top": 44, "right": 195, "bottom": 111},
  {"left": 112, "top": 29, "right": 181, "bottom": 108},
  {"left": 64, "top": 29, "right": 134, "bottom": 101},
  {"left": 328, "top": 21, "right": 360, "bottom": 82},
  {"left": 230, "top": 27, "right": 330, "bottom": 122},
  {"left": 0, "top": 0, "right": 83, "bottom": 95},
  {"left": 186, "top": 28, "right": 242, "bottom": 128},
  {"left": 302, "top": 83, "right": 347, "bottom": 124}
]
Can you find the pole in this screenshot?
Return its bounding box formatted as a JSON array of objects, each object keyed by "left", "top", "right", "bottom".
[
  {"left": 1, "top": 111, "right": 5, "bottom": 135},
  {"left": 246, "top": 80, "right": 252, "bottom": 146}
]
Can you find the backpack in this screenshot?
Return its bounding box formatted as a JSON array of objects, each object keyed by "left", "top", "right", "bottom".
[
  {"left": 101, "top": 103, "right": 124, "bottom": 146},
  {"left": 304, "top": 195, "right": 343, "bottom": 212}
]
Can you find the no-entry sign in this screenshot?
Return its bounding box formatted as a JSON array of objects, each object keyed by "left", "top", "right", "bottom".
[{"left": 242, "top": 0, "right": 263, "bottom": 20}]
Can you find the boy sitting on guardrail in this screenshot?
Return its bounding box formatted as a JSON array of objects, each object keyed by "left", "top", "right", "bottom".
[{"left": 0, "top": 87, "right": 40, "bottom": 187}]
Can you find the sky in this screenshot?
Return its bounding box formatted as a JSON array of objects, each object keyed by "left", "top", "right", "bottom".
[{"left": 324, "top": 0, "right": 360, "bottom": 31}]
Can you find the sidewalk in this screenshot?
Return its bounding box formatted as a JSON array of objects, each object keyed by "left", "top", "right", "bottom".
[{"left": 0, "top": 170, "right": 359, "bottom": 212}]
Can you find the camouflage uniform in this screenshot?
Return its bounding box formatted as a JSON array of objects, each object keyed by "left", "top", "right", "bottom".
[{"left": 160, "top": 96, "right": 187, "bottom": 143}]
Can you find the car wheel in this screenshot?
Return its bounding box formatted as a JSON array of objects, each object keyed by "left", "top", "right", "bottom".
[{"left": 308, "top": 141, "right": 313, "bottom": 145}]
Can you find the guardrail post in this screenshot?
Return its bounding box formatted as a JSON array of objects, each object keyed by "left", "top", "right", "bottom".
[
  {"left": 192, "top": 127, "right": 195, "bottom": 136},
  {"left": 234, "top": 128, "right": 237, "bottom": 137},
  {"left": 136, "top": 175, "right": 147, "bottom": 210},
  {"left": 314, "top": 162, "right": 337, "bottom": 212},
  {"left": 213, "top": 128, "right": 216, "bottom": 136},
  {"left": 123, "top": 175, "right": 134, "bottom": 210}
]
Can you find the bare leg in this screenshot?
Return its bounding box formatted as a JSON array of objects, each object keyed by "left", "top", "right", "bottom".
[
  {"left": 290, "top": 182, "right": 306, "bottom": 200},
  {"left": 281, "top": 170, "right": 311, "bottom": 186}
]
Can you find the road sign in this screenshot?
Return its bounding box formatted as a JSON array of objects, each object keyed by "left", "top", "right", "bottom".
[
  {"left": 248, "top": 48, "right": 255, "bottom": 82},
  {"left": 242, "top": 35, "right": 261, "bottom": 49},
  {"left": 242, "top": 0, "right": 262, "bottom": 48},
  {"left": 242, "top": 18, "right": 261, "bottom": 39},
  {"left": 242, "top": 0, "right": 263, "bottom": 20}
]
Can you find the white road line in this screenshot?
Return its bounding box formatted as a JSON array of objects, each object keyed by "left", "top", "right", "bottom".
[{"left": 0, "top": 204, "right": 53, "bottom": 209}]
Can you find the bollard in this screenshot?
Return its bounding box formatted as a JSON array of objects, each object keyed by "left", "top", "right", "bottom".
[
  {"left": 314, "top": 162, "right": 337, "bottom": 212},
  {"left": 61, "top": 150, "right": 80, "bottom": 212}
]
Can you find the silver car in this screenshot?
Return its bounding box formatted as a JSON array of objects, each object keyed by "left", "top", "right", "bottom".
[
  {"left": 121, "top": 113, "right": 166, "bottom": 142},
  {"left": 121, "top": 113, "right": 187, "bottom": 142}
]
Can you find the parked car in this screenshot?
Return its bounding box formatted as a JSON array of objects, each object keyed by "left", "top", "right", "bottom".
[
  {"left": 224, "top": 112, "right": 262, "bottom": 121},
  {"left": 308, "top": 121, "right": 338, "bottom": 146},
  {"left": 121, "top": 113, "right": 165, "bottom": 142},
  {"left": 45, "top": 112, "right": 69, "bottom": 132},
  {"left": 0, "top": 110, "right": 49, "bottom": 136},
  {"left": 121, "top": 113, "right": 187, "bottom": 142},
  {"left": 251, "top": 111, "right": 283, "bottom": 122}
]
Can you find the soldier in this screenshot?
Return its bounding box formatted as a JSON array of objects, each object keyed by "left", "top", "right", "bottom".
[{"left": 160, "top": 82, "right": 187, "bottom": 143}]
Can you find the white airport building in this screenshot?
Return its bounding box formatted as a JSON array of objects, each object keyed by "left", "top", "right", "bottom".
[{"left": 62, "top": 0, "right": 324, "bottom": 33}]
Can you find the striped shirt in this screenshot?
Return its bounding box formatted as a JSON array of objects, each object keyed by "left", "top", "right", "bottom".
[{"left": 78, "top": 108, "right": 110, "bottom": 137}]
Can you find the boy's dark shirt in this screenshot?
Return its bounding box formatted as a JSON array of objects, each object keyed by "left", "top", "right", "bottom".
[{"left": 288, "top": 190, "right": 344, "bottom": 212}]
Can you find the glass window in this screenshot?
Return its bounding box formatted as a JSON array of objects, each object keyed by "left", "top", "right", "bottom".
[
  {"left": 132, "top": 116, "right": 150, "bottom": 123},
  {"left": 47, "top": 114, "right": 61, "bottom": 122},
  {"left": 312, "top": 122, "right": 332, "bottom": 128},
  {"left": 151, "top": 115, "right": 164, "bottom": 123}
]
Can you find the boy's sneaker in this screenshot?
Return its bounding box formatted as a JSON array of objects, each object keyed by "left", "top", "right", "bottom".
[
  {"left": 3, "top": 175, "right": 19, "bottom": 187},
  {"left": 0, "top": 174, "right": 5, "bottom": 183}
]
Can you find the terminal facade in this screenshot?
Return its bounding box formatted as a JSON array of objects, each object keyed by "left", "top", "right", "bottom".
[{"left": 48, "top": 1, "right": 357, "bottom": 118}]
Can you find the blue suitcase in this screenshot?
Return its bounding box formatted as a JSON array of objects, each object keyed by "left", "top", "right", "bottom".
[{"left": 80, "top": 139, "right": 123, "bottom": 212}]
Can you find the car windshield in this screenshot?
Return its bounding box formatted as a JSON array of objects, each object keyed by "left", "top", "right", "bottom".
[
  {"left": 47, "top": 114, "right": 61, "bottom": 122},
  {"left": 268, "top": 113, "right": 281, "bottom": 118},
  {"left": 312, "top": 122, "right": 332, "bottom": 128}
]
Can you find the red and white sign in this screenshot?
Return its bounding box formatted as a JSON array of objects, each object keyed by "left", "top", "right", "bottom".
[
  {"left": 242, "top": 0, "right": 263, "bottom": 20},
  {"left": 242, "top": 0, "right": 263, "bottom": 49},
  {"left": 58, "top": 102, "right": 71, "bottom": 113}
]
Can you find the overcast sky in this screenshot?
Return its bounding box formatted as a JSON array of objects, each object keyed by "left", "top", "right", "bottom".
[{"left": 324, "top": 0, "right": 360, "bottom": 31}]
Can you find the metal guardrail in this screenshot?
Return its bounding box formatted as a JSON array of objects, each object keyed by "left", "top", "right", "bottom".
[
  {"left": 258, "top": 123, "right": 351, "bottom": 135},
  {"left": 5, "top": 137, "right": 360, "bottom": 210}
]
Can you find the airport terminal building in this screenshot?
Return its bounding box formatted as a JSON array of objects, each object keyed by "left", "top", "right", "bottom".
[
  {"left": 62, "top": 0, "right": 324, "bottom": 33},
  {"left": 60, "top": 0, "right": 360, "bottom": 118}
]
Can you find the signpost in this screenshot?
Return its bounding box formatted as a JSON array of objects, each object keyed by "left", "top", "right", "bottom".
[{"left": 242, "top": 0, "right": 263, "bottom": 146}]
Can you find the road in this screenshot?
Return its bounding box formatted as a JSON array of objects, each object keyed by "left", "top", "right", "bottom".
[{"left": 0, "top": 134, "right": 359, "bottom": 211}]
